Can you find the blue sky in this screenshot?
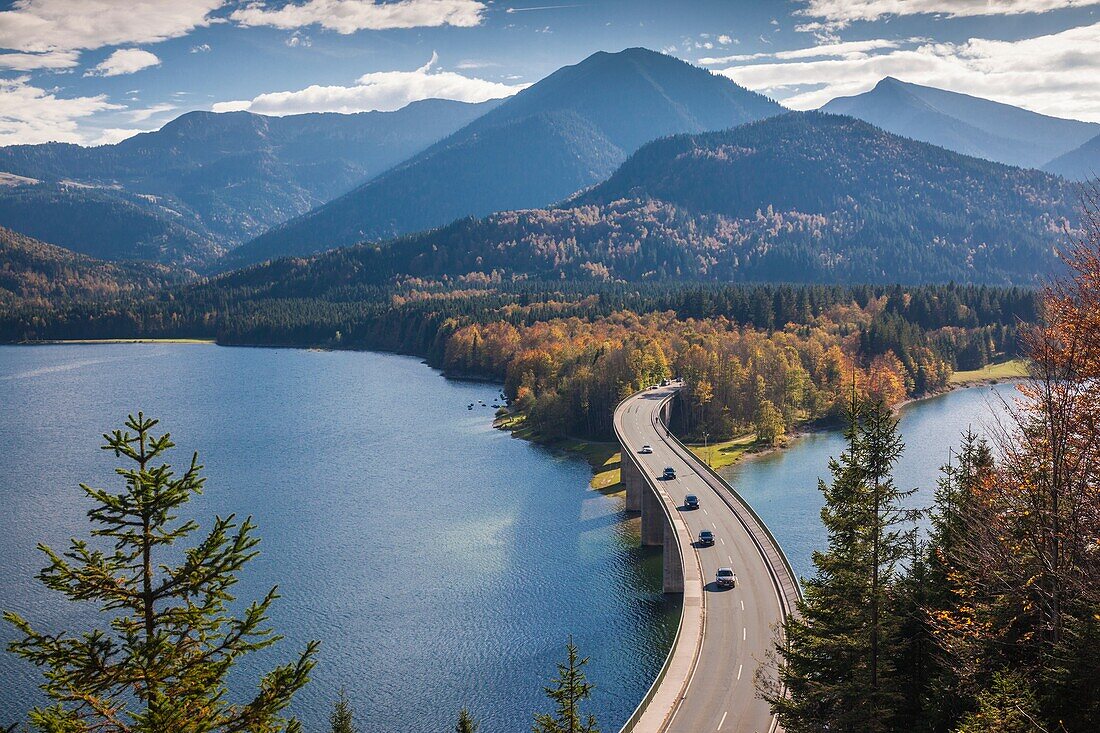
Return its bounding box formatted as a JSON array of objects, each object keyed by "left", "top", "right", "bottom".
[{"left": 1, "top": 0, "right": 1098, "bottom": 146}]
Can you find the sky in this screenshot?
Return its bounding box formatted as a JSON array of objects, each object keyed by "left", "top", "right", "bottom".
[{"left": 1, "top": 0, "right": 1098, "bottom": 146}]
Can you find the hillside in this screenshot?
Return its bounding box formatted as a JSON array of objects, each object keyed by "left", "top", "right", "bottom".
[
  {"left": 1044, "top": 132, "right": 1100, "bottom": 181},
  {"left": 213, "top": 112, "right": 1077, "bottom": 291},
  {"left": 226, "top": 47, "right": 785, "bottom": 268},
  {"left": 0, "top": 99, "right": 497, "bottom": 263},
  {"left": 0, "top": 226, "right": 183, "bottom": 308},
  {"left": 0, "top": 183, "right": 221, "bottom": 264},
  {"left": 822, "top": 77, "right": 1099, "bottom": 169}
]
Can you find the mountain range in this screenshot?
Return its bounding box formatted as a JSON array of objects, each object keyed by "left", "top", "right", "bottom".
[
  {"left": 0, "top": 98, "right": 497, "bottom": 264},
  {"left": 822, "top": 77, "right": 1100, "bottom": 172},
  {"left": 225, "top": 47, "right": 785, "bottom": 269},
  {"left": 199, "top": 112, "right": 1077, "bottom": 298}
]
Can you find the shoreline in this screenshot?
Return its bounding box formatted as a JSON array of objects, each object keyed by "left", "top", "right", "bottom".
[{"left": 20, "top": 338, "right": 216, "bottom": 345}]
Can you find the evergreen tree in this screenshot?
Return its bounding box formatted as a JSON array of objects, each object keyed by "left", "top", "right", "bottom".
[
  {"left": 4, "top": 413, "right": 317, "bottom": 733},
  {"left": 455, "top": 707, "right": 479, "bottom": 733},
  {"left": 331, "top": 689, "right": 357, "bottom": 733},
  {"left": 532, "top": 638, "right": 599, "bottom": 733},
  {"left": 761, "top": 395, "right": 915, "bottom": 732}
]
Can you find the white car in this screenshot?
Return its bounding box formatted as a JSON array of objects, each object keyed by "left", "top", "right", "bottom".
[
  {"left": 716, "top": 567, "right": 737, "bottom": 588},
  {"left": 639, "top": 445, "right": 653, "bottom": 454}
]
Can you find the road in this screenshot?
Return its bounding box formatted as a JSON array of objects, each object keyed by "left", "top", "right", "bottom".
[{"left": 615, "top": 383, "right": 800, "bottom": 733}]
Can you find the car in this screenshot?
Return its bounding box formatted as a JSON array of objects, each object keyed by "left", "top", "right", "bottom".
[
  {"left": 639, "top": 444, "right": 653, "bottom": 454},
  {"left": 683, "top": 494, "right": 699, "bottom": 510},
  {"left": 660, "top": 378, "right": 669, "bottom": 386},
  {"left": 716, "top": 567, "right": 737, "bottom": 588},
  {"left": 698, "top": 530, "right": 715, "bottom": 546},
  {"left": 662, "top": 466, "right": 676, "bottom": 480},
  {"left": 647, "top": 384, "right": 658, "bottom": 390}
]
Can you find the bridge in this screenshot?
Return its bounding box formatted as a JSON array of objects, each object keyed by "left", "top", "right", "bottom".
[{"left": 614, "top": 382, "right": 802, "bottom": 733}]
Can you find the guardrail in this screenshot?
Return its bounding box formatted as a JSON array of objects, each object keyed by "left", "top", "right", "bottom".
[
  {"left": 660, "top": 412, "right": 804, "bottom": 607},
  {"left": 615, "top": 390, "right": 703, "bottom": 733}
]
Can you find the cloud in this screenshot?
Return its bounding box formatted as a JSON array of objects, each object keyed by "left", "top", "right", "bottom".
[
  {"left": 713, "top": 22, "right": 1100, "bottom": 122},
  {"left": 0, "top": 76, "right": 123, "bottom": 145},
  {"left": 91, "top": 127, "right": 154, "bottom": 145},
  {"left": 230, "top": 0, "right": 486, "bottom": 33},
  {"left": 801, "top": 0, "right": 1100, "bottom": 23},
  {"left": 700, "top": 38, "right": 905, "bottom": 65},
  {"left": 127, "top": 103, "right": 176, "bottom": 122},
  {"left": 85, "top": 48, "right": 161, "bottom": 77},
  {"left": 190, "top": 43, "right": 212, "bottom": 53},
  {"left": 0, "top": 49, "right": 79, "bottom": 70},
  {"left": 211, "top": 52, "right": 526, "bottom": 115},
  {"left": 0, "top": 0, "right": 223, "bottom": 53}
]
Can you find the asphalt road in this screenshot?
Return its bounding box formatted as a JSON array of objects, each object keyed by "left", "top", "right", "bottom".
[{"left": 618, "top": 384, "right": 796, "bottom": 733}]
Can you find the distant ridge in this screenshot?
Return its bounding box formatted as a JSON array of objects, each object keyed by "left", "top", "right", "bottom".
[
  {"left": 225, "top": 47, "right": 785, "bottom": 269},
  {"left": 822, "top": 77, "right": 1099, "bottom": 169},
  {"left": 1044, "top": 132, "right": 1100, "bottom": 181},
  {"left": 0, "top": 98, "right": 498, "bottom": 263},
  {"left": 209, "top": 112, "right": 1077, "bottom": 292}
]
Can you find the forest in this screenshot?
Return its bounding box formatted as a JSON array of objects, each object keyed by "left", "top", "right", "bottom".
[{"left": 760, "top": 193, "right": 1100, "bottom": 733}]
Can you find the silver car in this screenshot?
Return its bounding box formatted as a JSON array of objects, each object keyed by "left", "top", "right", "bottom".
[{"left": 716, "top": 567, "right": 737, "bottom": 588}]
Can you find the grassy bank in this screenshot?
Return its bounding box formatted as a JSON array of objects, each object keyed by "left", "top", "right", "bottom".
[
  {"left": 949, "top": 358, "right": 1028, "bottom": 384},
  {"left": 683, "top": 433, "right": 758, "bottom": 471},
  {"left": 29, "top": 338, "right": 216, "bottom": 345}
]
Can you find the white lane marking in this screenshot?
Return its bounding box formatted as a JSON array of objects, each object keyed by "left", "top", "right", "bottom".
[
  {"left": 743, "top": 627, "right": 747, "bottom": 641},
  {"left": 737, "top": 664, "right": 743, "bottom": 681},
  {"left": 728, "top": 556, "right": 733, "bottom": 563},
  {"left": 719, "top": 537, "right": 726, "bottom": 545},
  {"left": 712, "top": 522, "right": 717, "bottom": 529},
  {"left": 740, "top": 599, "right": 745, "bottom": 611},
  {"left": 702, "top": 508, "right": 709, "bottom": 516},
  {"left": 717, "top": 711, "right": 727, "bottom": 730}
]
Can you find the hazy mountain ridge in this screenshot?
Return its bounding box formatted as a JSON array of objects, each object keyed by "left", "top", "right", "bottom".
[
  {"left": 208, "top": 112, "right": 1079, "bottom": 293},
  {"left": 1044, "top": 132, "right": 1100, "bottom": 181},
  {"left": 0, "top": 99, "right": 498, "bottom": 263},
  {"left": 822, "top": 77, "right": 1099, "bottom": 169},
  {"left": 226, "top": 47, "right": 785, "bottom": 269}
]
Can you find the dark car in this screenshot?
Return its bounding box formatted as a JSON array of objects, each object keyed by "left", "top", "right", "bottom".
[
  {"left": 662, "top": 466, "right": 676, "bottom": 480},
  {"left": 698, "top": 530, "right": 715, "bottom": 546},
  {"left": 683, "top": 494, "right": 699, "bottom": 510}
]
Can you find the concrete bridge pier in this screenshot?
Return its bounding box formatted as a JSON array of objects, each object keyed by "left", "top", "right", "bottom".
[
  {"left": 641, "top": 480, "right": 665, "bottom": 547},
  {"left": 621, "top": 448, "right": 644, "bottom": 512}
]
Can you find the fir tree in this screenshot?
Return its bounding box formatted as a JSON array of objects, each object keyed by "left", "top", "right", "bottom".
[
  {"left": 532, "top": 638, "right": 599, "bottom": 733},
  {"left": 454, "top": 707, "right": 479, "bottom": 733},
  {"left": 760, "top": 395, "right": 915, "bottom": 732},
  {"left": 4, "top": 413, "right": 317, "bottom": 733},
  {"left": 331, "top": 689, "right": 357, "bottom": 733}
]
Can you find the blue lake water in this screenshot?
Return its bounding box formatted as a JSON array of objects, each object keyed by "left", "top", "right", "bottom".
[
  {"left": 722, "top": 382, "right": 1019, "bottom": 580},
  {"left": 0, "top": 344, "right": 678, "bottom": 733}
]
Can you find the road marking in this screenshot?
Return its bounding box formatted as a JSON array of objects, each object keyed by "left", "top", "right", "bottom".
[
  {"left": 728, "top": 555, "right": 733, "bottom": 563},
  {"left": 737, "top": 664, "right": 743, "bottom": 681},
  {"left": 702, "top": 508, "right": 709, "bottom": 516},
  {"left": 743, "top": 627, "right": 747, "bottom": 641},
  {"left": 717, "top": 711, "right": 727, "bottom": 730},
  {"left": 720, "top": 537, "right": 726, "bottom": 545},
  {"left": 740, "top": 599, "right": 745, "bottom": 611},
  {"left": 712, "top": 522, "right": 717, "bottom": 529}
]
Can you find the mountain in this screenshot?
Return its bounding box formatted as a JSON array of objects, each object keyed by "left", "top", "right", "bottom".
[
  {"left": 1044, "top": 132, "right": 1100, "bottom": 181},
  {"left": 0, "top": 98, "right": 497, "bottom": 263},
  {"left": 0, "top": 225, "right": 182, "bottom": 308},
  {"left": 0, "top": 181, "right": 222, "bottom": 265},
  {"left": 214, "top": 112, "right": 1077, "bottom": 291},
  {"left": 226, "top": 47, "right": 785, "bottom": 269},
  {"left": 821, "top": 77, "right": 1099, "bottom": 169}
]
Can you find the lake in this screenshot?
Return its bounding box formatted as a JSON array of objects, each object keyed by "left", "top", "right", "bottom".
[
  {"left": 0, "top": 344, "right": 678, "bottom": 732},
  {"left": 722, "top": 382, "right": 1019, "bottom": 580}
]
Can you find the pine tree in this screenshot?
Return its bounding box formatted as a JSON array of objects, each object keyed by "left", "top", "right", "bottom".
[
  {"left": 331, "top": 689, "right": 357, "bottom": 733},
  {"left": 532, "top": 638, "right": 599, "bottom": 733},
  {"left": 454, "top": 707, "right": 479, "bottom": 733},
  {"left": 4, "top": 413, "right": 317, "bottom": 733},
  {"left": 760, "top": 395, "right": 915, "bottom": 732}
]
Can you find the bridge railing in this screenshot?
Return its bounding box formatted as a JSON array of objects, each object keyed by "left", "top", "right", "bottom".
[
  {"left": 658, "top": 408, "right": 804, "bottom": 608},
  {"left": 614, "top": 390, "right": 703, "bottom": 733}
]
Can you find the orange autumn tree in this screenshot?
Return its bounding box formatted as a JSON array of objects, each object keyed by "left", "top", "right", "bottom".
[{"left": 929, "top": 184, "right": 1100, "bottom": 731}]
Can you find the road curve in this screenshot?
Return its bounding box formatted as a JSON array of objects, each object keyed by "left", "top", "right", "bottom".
[{"left": 615, "top": 383, "right": 801, "bottom": 733}]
